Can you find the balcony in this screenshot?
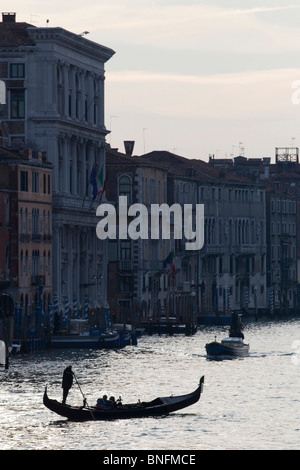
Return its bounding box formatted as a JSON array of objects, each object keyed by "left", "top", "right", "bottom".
[
  {"left": 233, "top": 244, "right": 261, "bottom": 254},
  {"left": 32, "top": 234, "right": 42, "bottom": 242},
  {"left": 201, "top": 244, "right": 225, "bottom": 255},
  {"left": 119, "top": 260, "right": 132, "bottom": 271},
  {"left": 43, "top": 234, "right": 52, "bottom": 242}
]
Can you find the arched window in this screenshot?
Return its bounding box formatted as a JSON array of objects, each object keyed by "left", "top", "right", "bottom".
[
  {"left": 43, "top": 210, "right": 46, "bottom": 233},
  {"left": 25, "top": 250, "right": 28, "bottom": 276},
  {"left": 43, "top": 250, "right": 46, "bottom": 275},
  {"left": 20, "top": 250, "right": 23, "bottom": 277},
  {"left": 48, "top": 251, "right": 51, "bottom": 278},
  {"left": 25, "top": 208, "right": 28, "bottom": 234},
  {"left": 119, "top": 175, "right": 132, "bottom": 203},
  {"left": 32, "top": 250, "right": 40, "bottom": 275},
  {"left": 48, "top": 211, "right": 51, "bottom": 235},
  {"left": 20, "top": 207, "right": 23, "bottom": 234}
]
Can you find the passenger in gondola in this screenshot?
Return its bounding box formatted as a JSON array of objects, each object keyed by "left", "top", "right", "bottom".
[
  {"left": 62, "top": 365, "right": 74, "bottom": 404},
  {"left": 116, "top": 396, "right": 122, "bottom": 406},
  {"left": 109, "top": 396, "right": 117, "bottom": 408},
  {"left": 96, "top": 395, "right": 112, "bottom": 409}
]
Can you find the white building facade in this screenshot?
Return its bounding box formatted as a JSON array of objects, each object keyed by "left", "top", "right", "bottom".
[{"left": 0, "top": 14, "right": 115, "bottom": 313}]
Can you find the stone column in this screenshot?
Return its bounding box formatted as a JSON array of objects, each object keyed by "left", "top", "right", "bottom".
[
  {"left": 70, "top": 66, "right": 76, "bottom": 120},
  {"left": 87, "top": 141, "right": 94, "bottom": 199},
  {"left": 98, "top": 74, "right": 105, "bottom": 128},
  {"left": 71, "top": 137, "right": 77, "bottom": 196},
  {"left": 80, "top": 70, "right": 86, "bottom": 122},
  {"left": 46, "top": 131, "right": 59, "bottom": 194},
  {"left": 80, "top": 138, "right": 87, "bottom": 197},
  {"left": 63, "top": 63, "right": 69, "bottom": 118},
  {"left": 61, "top": 134, "right": 70, "bottom": 195}
]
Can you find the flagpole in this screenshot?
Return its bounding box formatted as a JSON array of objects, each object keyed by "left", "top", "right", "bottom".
[{"left": 82, "top": 193, "right": 87, "bottom": 208}]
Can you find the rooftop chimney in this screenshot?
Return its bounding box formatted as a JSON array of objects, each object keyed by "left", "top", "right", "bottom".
[
  {"left": 124, "top": 141, "right": 135, "bottom": 157},
  {"left": 2, "top": 12, "right": 16, "bottom": 23}
]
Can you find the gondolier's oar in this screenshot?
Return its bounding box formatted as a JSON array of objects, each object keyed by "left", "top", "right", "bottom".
[{"left": 73, "top": 373, "right": 95, "bottom": 420}]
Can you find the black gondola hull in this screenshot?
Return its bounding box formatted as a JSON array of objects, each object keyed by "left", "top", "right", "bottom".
[{"left": 43, "top": 376, "right": 204, "bottom": 421}]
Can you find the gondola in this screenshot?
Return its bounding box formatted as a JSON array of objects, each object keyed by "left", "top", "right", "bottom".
[{"left": 43, "top": 376, "right": 204, "bottom": 421}]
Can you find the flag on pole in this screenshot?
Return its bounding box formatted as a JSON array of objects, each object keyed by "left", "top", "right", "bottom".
[
  {"left": 98, "top": 171, "right": 108, "bottom": 203},
  {"left": 163, "top": 251, "right": 176, "bottom": 276},
  {"left": 163, "top": 251, "right": 174, "bottom": 268},
  {"left": 89, "top": 166, "right": 98, "bottom": 200},
  {"left": 97, "top": 165, "right": 104, "bottom": 194}
]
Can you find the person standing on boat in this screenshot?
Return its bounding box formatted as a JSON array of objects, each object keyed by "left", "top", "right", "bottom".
[
  {"left": 229, "top": 312, "right": 244, "bottom": 339},
  {"left": 62, "top": 365, "right": 74, "bottom": 404}
]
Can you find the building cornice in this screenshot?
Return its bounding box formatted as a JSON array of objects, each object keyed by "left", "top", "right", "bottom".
[{"left": 26, "top": 27, "right": 115, "bottom": 63}]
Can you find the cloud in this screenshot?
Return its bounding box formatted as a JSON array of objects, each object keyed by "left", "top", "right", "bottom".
[
  {"left": 106, "top": 68, "right": 300, "bottom": 118},
  {"left": 13, "top": 2, "right": 300, "bottom": 53},
  {"left": 86, "top": 4, "right": 299, "bottom": 52},
  {"left": 9, "top": 0, "right": 300, "bottom": 158}
]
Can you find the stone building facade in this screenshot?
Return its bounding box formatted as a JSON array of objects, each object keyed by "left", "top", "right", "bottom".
[
  {"left": 105, "top": 145, "right": 170, "bottom": 324},
  {"left": 210, "top": 151, "right": 299, "bottom": 314},
  {"left": 0, "top": 146, "right": 52, "bottom": 341},
  {"left": 0, "top": 13, "right": 115, "bottom": 315},
  {"left": 144, "top": 152, "right": 267, "bottom": 321},
  {"left": 105, "top": 146, "right": 268, "bottom": 324}
]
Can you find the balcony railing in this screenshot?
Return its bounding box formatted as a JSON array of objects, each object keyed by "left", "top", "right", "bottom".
[{"left": 119, "top": 260, "right": 132, "bottom": 271}]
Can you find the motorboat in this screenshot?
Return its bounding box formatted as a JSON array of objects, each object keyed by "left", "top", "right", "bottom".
[
  {"left": 205, "top": 312, "right": 249, "bottom": 359},
  {"left": 205, "top": 336, "right": 249, "bottom": 358}
]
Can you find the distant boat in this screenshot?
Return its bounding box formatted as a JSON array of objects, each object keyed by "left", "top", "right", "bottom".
[
  {"left": 205, "top": 312, "right": 249, "bottom": 359},
  {"left": 205, "top": 336, "right": 249, "bottom": 359},
  {"left": 50, "top": 320, "right": 137, "bottom": 349},
  {"left": 51, "top": 330, "right": 121, "bottom": 349},
  {"left": 43, "top": 376, "right": 204, "bottom": 421}
]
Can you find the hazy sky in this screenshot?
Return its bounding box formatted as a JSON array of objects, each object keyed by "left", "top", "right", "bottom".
[{"left": 6, "top": 0, "right": 300, "bottom": 160}]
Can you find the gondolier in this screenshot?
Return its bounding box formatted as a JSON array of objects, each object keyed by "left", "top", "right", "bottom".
[{"left": 62, "top": 365, "right": 74, "bottom": 404}]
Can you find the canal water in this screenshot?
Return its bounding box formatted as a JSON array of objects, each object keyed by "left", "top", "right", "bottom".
[{"left": 0, "top": 318, "right": 299, "bottom": 450}]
